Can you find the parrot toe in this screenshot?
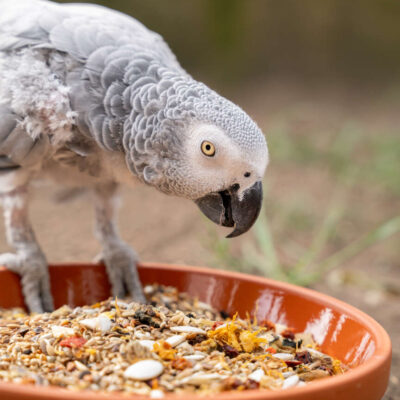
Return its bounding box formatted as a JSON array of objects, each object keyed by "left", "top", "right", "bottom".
[
  {"left": 99, "top": 242, "right": 145, "bottom": 303},
  {"left": 0, "top": 250, "right": 54, "bottom": 313}
]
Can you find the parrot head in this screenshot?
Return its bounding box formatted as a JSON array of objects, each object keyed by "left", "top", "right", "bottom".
[
  {"left": 126, "top": 80, "right": 268, "bottom": 238},
  {"left": 180, "top": 117, "right": 267, "bottom": 238}
]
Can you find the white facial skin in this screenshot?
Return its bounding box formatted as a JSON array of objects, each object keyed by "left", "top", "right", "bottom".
[{"left": 182, "top": 123, "right": 269, "bottom": 200}]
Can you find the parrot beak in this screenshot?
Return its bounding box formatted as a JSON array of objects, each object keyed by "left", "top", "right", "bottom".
[{"left": 195, "top": 181, "right": 263, "bottom": 238}]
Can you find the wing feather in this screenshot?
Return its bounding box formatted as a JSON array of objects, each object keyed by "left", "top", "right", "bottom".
[
  {"left": 0, "top": 0, "right": 174, "bottom": 62},
  {"left": 0, "top": 105, "right": 50, "bottom": 170},
  {"left": 0, "top": 0, "right": 183, "bottom": 157}
]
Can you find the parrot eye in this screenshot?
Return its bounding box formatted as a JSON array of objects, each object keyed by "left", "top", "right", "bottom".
[{"left": 201, "top": 141, "right": 216, "bottom": 157}]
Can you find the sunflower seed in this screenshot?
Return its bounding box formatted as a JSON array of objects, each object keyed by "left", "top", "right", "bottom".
[{"left": 124, "top": 360, "right": 164, "bottom": 381}]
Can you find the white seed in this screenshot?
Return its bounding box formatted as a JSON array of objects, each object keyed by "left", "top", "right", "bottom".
[
  {"left": 79, "top": 318, "right": 98, "bottom": 330},
  {"left": 135, "top": 332, "right": 151, "bottom": 339},
  {"left": 74, "top": 361, "right": 88, "bottom": 371},
  {"left": 282, "top": 374, "right": 299, "bottom": 389},
  {"left": 160, "top": 295, "right": 173, "bottom": 303},
  {"left": 176, "top": 342, "right": 194, "bottom": 354},
  {"left": 51, "top": 326, "right": 75, "bottom": 338},
  {"left": 150, "top": 389, "right": 165, "bottom": 398},
  {"left": 193, "top": 363, "right": 202, "bottom": 371},
  {"left": 180, "top": 373, "right": 222, "bottom": 385},
  {"left": 39, "top": 338, "right": 48, "bottom": 354},
  {"left": 39, "top": 338, "right": 54, "bottom": 356},
  {"left": 79, "top": 316, "right": 111, "bottom": 332},
  {"left": 282, "top": 371, "right": 295, "bottom": 378},
  {"left": 51, "top": 305, "right": 72, "bottom": 317},
  {"left": 46, "top": 342, "right": 55, "bottom": 356},
  {"left": 305, "top": 348, "right": 324, "bottom": 357},
  {"left": 213, "top": 362, "right": 224, "bottom": 371},
  {"left": 165, "top": 335, "right": 186, "bottom": 347},
  {"left": 273, "top": 353, "right": 294, "bottom": 361},
  {"left": 40, "top": 333, "right": 52, "bottom": 340},
  {"left": 98, "top": 316, "right": 112, "bottom": 332},
  {"left": 170, "top": 326, "right": 206, "bottom": 334},
  {"left": 81, "top": 308, "right": 98, "bottom": 315},
  {"left": 248, "top": 368, "right": 265, "bottom": 382},
  {"left": 144, "top": 285, "right": 153, "bottom": 294},
  {"left": 138, "top": 340, "right": 156, "bottom": 351},
  {"left": 124, "top": 360, "right": 164, "bottom": 381},
  {"left": 258, "top": 332, "right": 276, "bottom": 343},
  {"left": 183, "top": 354, "right": 206, "bottom": 361}
]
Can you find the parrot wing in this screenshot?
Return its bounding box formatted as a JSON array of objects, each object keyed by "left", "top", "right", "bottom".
[
  {"left": 0, "top": 0, "right": 179, "bottom": 67},
  {"left": 0, "top": 0, "right": 184, "bottom": 162}
]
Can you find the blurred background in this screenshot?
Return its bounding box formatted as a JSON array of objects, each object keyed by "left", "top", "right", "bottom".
[{"left": 1, "top": 1, "right": 399, "bottom": 397}]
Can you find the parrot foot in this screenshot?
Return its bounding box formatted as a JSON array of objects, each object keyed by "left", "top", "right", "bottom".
[
  {"left": 0, "top": 249, "right": 54, "bottom": 313},
  {"left": 97, "top": 241, "right": 146, "bottom": 303}
]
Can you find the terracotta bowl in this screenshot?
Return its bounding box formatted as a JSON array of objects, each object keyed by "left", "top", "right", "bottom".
[{"left": 0, "top": 263, "right": 391, "bottom": 400}]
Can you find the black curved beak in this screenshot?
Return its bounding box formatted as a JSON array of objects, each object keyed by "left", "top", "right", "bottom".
[{"left": 195, "top": 181, "right": 263, "bottom": 238}]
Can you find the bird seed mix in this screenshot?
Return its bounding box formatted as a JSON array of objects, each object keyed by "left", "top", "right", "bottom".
[{"left": 0, "top": 285, "right": 347, "bottom": 397}]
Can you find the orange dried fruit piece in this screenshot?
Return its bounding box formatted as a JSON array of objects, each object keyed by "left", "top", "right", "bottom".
[
  {"left": 171, "top": 357, "right": 191, "bottom": 370},
  {"left": 239, "top": 329, "right": 267, "bottom": 352},
  {"left": 259, "top": 319, "right": 275, "bottom": 331},
  {"left": 153, "top": 340, "right": 176, "bottom": 360}
]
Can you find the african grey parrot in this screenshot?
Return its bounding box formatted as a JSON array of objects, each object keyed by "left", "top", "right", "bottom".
[{"left": 0, "top": 0, "right": 268, "bottom": 313}]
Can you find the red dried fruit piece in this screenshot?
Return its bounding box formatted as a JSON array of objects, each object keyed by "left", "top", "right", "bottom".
[
  {"left": 281, "top": 328, "right": 295, "bottom": 340},
  {"left": 222, "top": 377, "right": 243, "bottom": 390},
  {"left": 223, "top": 344, "right": 239, "bottom": 358},
  {"left": 212, "top": 321, "right": 224, "bottom": 330},
  {"left": 188, "top": 334, "right": 207, "bottom": 345},
  {"left": 285, "top": 360, "right": 302, "bottom": 367},
  {"left": 259, "top": 320, "right": 275, "bottom": 330},
  {"left": 144, "top": 379, "right": 153, "bottom": 388},
  {"left": 59, "top": 336, "right": 87, "bottom": 349},
  {"left": 295, "top": 350, "right": 312, "bottom": 364}
]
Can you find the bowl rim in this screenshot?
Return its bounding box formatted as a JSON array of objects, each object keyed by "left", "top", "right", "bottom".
[{"left": 0, "top": 262, "right": 392, "bottom": 400}]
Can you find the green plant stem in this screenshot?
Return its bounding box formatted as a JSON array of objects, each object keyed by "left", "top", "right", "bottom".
[
  {"left": 293, "top": 205, "right": 343, "bottom": 274},
  {"left": 316, "top": 216, "right": 400, "bottom": 277},
  {"left": 252, "top": 211, "right": 288, "bottom": 281}
]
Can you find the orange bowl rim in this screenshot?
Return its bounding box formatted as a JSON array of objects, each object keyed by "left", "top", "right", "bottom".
[{"left": 0, "top": 262, "right": 392, "bottom": 400}]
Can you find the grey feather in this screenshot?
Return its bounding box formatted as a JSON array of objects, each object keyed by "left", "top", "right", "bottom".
[
  {"left": 0, "top": 106, "right": 36, "bottom": 169},
  {"left": 0, "top": 0, "right": 267, "bottom": 198},
  {"left": 0, "top": 122, "right": 49, "bottom": 169},
  {"left": 0, "top": 105, "right": 17, "bottom": 143}
]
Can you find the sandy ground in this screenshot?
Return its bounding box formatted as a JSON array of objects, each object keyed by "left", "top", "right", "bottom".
[{"left": 0, "top": 79, "right": 399, "bottom": 398}]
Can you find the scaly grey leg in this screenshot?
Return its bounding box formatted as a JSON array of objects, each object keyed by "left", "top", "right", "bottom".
[
  {"left": 0, "top": 186, "right": 53, "bottom": 313},
  {"left": 93, "top": 182, "right": 145, "bottom": 302}
]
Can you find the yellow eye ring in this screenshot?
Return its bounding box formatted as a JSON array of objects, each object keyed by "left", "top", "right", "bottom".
[{"left": 201, "top": 141, "right": 215, "bottom": 157}]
